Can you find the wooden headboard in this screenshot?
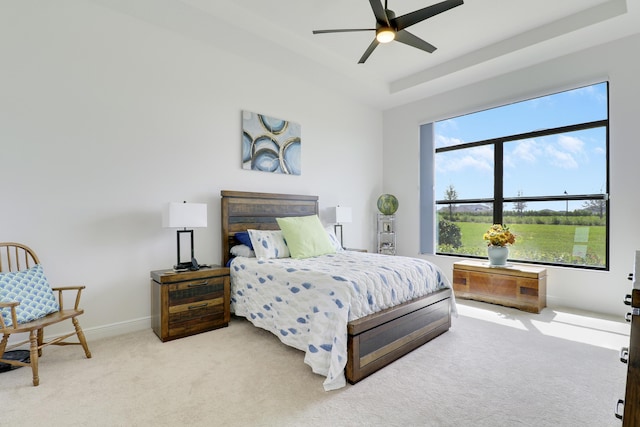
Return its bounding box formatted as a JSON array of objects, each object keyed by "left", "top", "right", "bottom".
[{"left": 220, "top": 190, "right": 319, "bottom": 265}]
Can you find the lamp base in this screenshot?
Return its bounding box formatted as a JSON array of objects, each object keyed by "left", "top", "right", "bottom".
[
  {"left": 173, "top": 262, "right": 192, "bottom": 271},
  {"left": 173, "top": 257, "right": 200, "bottom": 272},
  {"left": 334, "top": 224, "right": 345, "bottom": 249}
]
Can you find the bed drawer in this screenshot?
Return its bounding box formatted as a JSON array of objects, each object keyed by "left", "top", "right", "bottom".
[
  {"left": 151, "top": 267, "right": 230, "bottom": 342},
  {"left": 346, "top": 288, "right": 452, "bottom": 384}
]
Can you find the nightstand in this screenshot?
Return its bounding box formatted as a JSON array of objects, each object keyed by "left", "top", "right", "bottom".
[{"left": 150, "top": 266, "right": 230, "bottom": 342}]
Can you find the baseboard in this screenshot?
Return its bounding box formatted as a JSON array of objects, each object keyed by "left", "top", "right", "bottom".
[
  {"left": 5, "top": 317, "right": 151, "bottom": 348},
  {"left": 546, "top": 295, "right": 562, "bottom": 310},
  {"left": 546, "top": 295, "right": 622, "bottom": 319},
  {"left": 82, "top": 316, "right": 151, "bottom": 342}
]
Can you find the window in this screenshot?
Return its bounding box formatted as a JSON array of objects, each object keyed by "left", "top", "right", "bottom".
[{"left": 421, "top": 82, "right": 609, "bottom": 269}]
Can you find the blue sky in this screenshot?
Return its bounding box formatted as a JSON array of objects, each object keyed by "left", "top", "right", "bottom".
[{"left": 434, "top": 82, "right": 608, "bottom": 211}]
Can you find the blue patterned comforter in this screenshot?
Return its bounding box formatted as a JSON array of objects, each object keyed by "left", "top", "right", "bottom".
[{"left": 230, "top": 251, "right": 453, "bottom": 391}]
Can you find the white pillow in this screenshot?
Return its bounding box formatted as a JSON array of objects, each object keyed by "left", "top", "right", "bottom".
[
  {"left": 325, "top": 226, "right": 345, "bottom": 252},
  {"left": 230, "top": 244, "right": 255, "bottom": 258},
  {"left": 248, "top": 229, "right": 291, "bottom": 259}
]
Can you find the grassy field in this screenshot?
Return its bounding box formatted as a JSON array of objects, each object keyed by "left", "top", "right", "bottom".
[{"left": 439, "top": 221, "right": 606, "bottom": 267}]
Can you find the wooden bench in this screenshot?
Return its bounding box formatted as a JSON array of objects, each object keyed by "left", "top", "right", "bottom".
[{"left": 453, "top": 260, "right": 547, "bottom": 313}]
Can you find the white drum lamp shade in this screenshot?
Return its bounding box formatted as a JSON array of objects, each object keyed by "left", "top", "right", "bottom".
[
  {"left": 330, "top": 206, "right": 352, "bottom": 225},
  {"left": 162, "top": 202, "right": 207, "bottom": 228}
]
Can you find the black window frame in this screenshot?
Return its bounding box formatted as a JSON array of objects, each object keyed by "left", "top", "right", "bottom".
[{"left": 434, "top": 86, "right": 610, "bottom": 271}]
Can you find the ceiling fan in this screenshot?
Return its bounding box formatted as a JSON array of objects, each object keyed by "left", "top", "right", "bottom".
[{"left": 312, "top": 0, "right": 464, "bottom": 64}]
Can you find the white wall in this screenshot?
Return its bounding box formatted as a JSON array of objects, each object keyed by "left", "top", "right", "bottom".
[
  {"left": 383, "top": 33, "right": 640, "bottom": 317},
  {"left": 3, "top": 2, "right": 637, "bottom": 342},
  {"left": 0, "top": 2, "right": 383, "bottom": 339}
]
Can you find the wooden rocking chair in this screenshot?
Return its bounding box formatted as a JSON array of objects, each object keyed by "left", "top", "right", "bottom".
[{"left": 0, "top": 242, "right": 91, "bottom": 386}]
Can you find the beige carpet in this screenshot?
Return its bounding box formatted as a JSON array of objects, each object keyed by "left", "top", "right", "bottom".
[{"left": 1, "top": 301, "right": 629, "bottom": 426}]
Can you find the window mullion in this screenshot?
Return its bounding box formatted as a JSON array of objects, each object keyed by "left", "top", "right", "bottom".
[{"left": 494, "top": 141, "right": 503, "bottom": 224}]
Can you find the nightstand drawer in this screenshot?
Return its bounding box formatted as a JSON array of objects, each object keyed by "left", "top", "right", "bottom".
[
  {"left": 168, "top": 296, "right": 225, "bottom": 317},
  {"left": 167, "top": 277, "right": 226, "bottom": 307},
  {"left": 167, "top": 296, "right": 226, "bottom": 338}
]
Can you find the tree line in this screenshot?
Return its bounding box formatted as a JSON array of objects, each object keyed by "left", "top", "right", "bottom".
[{"left": 442, "top": 184, "right": 606, "bottom": 220}]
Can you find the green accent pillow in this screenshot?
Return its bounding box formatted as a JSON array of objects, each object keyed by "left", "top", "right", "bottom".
[{"left": 276, "top": 215, "right": 336, "bottom": 259}]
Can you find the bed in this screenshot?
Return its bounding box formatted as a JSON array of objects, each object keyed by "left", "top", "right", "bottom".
[{"left": 221, "top": 190, "right": 454, "bottom": 390}]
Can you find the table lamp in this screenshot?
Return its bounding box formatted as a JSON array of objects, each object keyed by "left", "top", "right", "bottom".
[
  {"left": 329, "top": 206, "right": 352, "bottom": 249},
  {"left": 162, "top": 201, "right": 207, "bottom": 270}
]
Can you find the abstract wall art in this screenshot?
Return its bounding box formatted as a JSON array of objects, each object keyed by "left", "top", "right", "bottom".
[{"left": 242, "top": 110, "right": 301, "bottom": 175}]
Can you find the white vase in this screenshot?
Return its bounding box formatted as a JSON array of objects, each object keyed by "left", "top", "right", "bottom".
[{"left": 487, "top": 246, "right": 509, "bottom": 266}]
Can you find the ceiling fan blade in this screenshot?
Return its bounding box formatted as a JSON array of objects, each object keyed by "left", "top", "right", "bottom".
[
  {"left": 395, "top": 30, "right": 437, "bottom": 53},
  {"left": 313, "top": 28, "right": 375, "bottom": 34},
  {"left": 358, "top": 39, "right": 380, "bottom": 64},
  {"left": 394, "top": 0, "right": 463, "bottom": 31},
  {"left": 368, "top": 0, "right": 390, "bottom": 26}
]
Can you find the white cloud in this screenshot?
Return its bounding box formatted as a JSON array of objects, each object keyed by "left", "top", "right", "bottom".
[
  {"left": 545, "top": 145, "right": 579, "bottom": 169},
  {"left": 557, "top": 135, "right": 585, "bottom": 153},
  {"left": 436, "top": 145, "right": 492, "bottom": 173},
  {"left": 435, "top": 134, "right": 464, "bottom": 148},
  {"left": 438, "top": 132, "right": 592, "bottom": 174},
  {"left": 505, "top": 135, "right": 586, "bottom": 170},
  {"left": 509, "top": 139, "right": 540, "bottom": 164},
  {"left": 438, "top": 119, "right": 459, "bottom": 131},
  {"left": 570, "top": 84, "right": 608, "bottom": 104}
]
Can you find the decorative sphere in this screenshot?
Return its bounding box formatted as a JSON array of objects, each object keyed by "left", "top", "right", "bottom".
[{"left": 377, "top": 194, "right": 399, "bottom": 215}]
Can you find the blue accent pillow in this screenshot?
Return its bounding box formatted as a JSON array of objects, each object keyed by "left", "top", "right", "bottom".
[
  {"left": 0, "top": 264, "right": 59, "bottom": 327},
  {"left": 235, "top": 231, "right": 253, "bottom": 249}
]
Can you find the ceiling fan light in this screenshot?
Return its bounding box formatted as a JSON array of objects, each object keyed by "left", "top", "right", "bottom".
[{"left": 376, "top": 28, "right": 395, "bottom": 43}]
